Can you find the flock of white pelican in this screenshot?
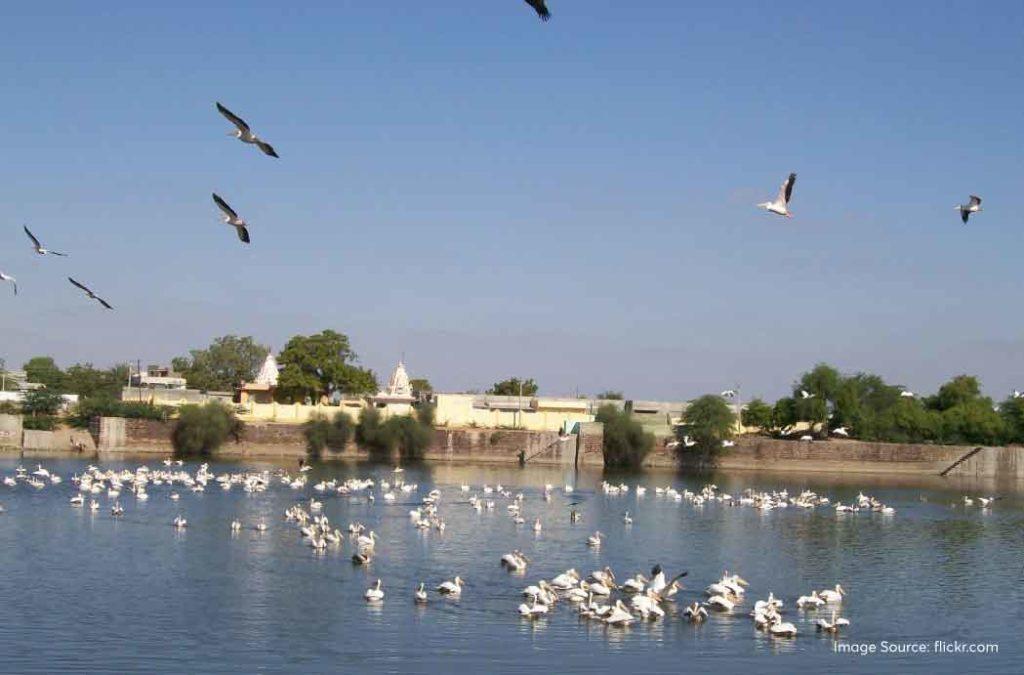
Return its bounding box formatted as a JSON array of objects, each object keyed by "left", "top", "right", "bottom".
[{"left": 3, "top": 458, "right": 1005, "bottom": 640}]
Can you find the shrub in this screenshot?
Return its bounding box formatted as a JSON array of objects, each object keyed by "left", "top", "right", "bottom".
[
  {"left": 303, "top": 411, "right": 354, "bottom": 460},
  {"left": 21, "top": 389, "right": 64, "bottom": 416},
  {"left": 171, "top": 402, "right": 242, "bottom": 457},
  {"left": 679, "top": 395, "right": 736, "bottom": 458},
  {"left": 596, "top": 404, "right": 654, "bottom": 469},
  {"left": 68, "top": 398, "right": 171, "bottom": 428},
  {"left": 23, "top": 415, "right": 58, "bottom": 431},
  {"left": 355, "top": 405, "right": 434, "bottom": 462},
  {"left": 0, "top": 401, "right": 19, "bottom": 415}
]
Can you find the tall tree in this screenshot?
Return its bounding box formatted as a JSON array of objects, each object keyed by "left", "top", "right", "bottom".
[
  {"left": 64, "top": 362, "right": 130, "bottom": 399},
  {"left": 275, "top": 330, "right": 376, "bottom": 403},
  {"left": 680, "top": 395, "right": 736, "bottom": 454},
  {"left": 740, "top": 397, "right": 774, "bottom": 432},
  {"left": 22, "top": 356, "right": 65, "bottom": 391},
  {"left": 487, "top": 377, "right": 538, "bottom": 396},
  {"left": 409, "top": 378, "right": 433, "bottom": 400},
  {"left": 172, "top": 335, "right": 269, "bottom": 392}
]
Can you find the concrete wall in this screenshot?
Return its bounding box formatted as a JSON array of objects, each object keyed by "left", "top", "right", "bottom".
[
  {"left": 0, "top": 414, "right": 22, "bottom": 449},
  {"left": 434, "top": 394, "right": 595, "bottom": 432}
]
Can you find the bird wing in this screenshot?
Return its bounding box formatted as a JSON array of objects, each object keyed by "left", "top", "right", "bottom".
[
  {"left": 525, "top": 0, "right": 551, "bottom": 20},
  {"left": 961, "top": 209, "right": 969, "bottom": 224},
  {"left": 212, "top": 193, "right": 238, "bottom": 219},
  {"left": 969, "top": 195, "right": 981, "bottom": 207},
  {"left": 236, "top": 225, "right": 251, "bottom": 244},
  {"left": 216, "top": 102, "right": 250, "bottom": 133},
  {"left": 49, "top": 250, "right": 68, "bottom": 257},
  {"left": 96, "top": 296, "right": 113, "bottom": 310},
  {"left": 256, "top": 140, "right": 279, "bottom": 158},
  {"left": 780, "top": 173, "right": 796, "bottom": 204},
  {"left": 23, "top": 225, "right": 42, "bottom": 249},
  {"left": 68, "top": 277, "right": 92, "bottom": 294}
]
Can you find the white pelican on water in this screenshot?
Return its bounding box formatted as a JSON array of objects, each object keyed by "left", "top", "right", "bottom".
[
  {"left": 797, "top": 590, "right": 825, "bottom": 608},
  {"left": 957, "top": 195, "right": 982, "bottom": 224},
  {"left": 364, "top": 579, "right": 384, "bottom": 602},
  {"left": 173, "top": 515, "right": 188, "bottom": 529},
  {"left": 0, "top": 271, "right": 16, "bottom": 296},
  {"left": 518, "top": 596, "right": 549, "bottom": 617},
  {"left": 769, "top": 615, "right": 798, "bottom": 637},
  {"left": 684, "top": 602, "right": 708, "bottom": 623},
  {"left": 587, "top": 531, "right": 603, "bottom": 548},
  {"left": 437, "top": 576, "right": 464, "bottom": 597},
  {"left": 706, "top": 595, "right": 735, "bottom": 612},
  {"left": 414, "top": 583, "right": 428, "bottom": 604},
  {"left": 603, "top": 600, "right": 635, "bottom": 626},
  {"left": 816, "top": 610, "right": 851, "bottom": 633},
  {"left": 212, "top": 193, "right": 251, "bottom": 244},
  {"left": 216, "top": 102, "right": 279, "bottom": 158},
  {"left": 23, "top": 226, "right": 68, "bottom": 256},
  {"left": 758, "top": 172, "right": 797, "bottom": 217},
  {"left": 819, "top": 584, "right": 846, "bottom": 603}
]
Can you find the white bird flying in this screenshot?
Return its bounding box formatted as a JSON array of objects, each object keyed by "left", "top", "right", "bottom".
[
  {"left": 523, "top": 0, "right": 551, "bottom": 21},
  {"left": 216, "top": 102, "right": 279, "bottom": 158},
  {"left": 24, "top": 226, "right": 68, "bottom": 256},
  {"left": 758, "top": 172, "right": 797, "bottom": 217},
  {"left": 720, "top": 389, "right": 737, "bottom": 398},
  {"left": 832, "top": 427, "right": 850, "bottom": 437},
  {"left": 900, "top": 390, "right": 916, "bottom": 398},
  {"left": 212, "top": 193, "right": 251, "bottom": 244},
  {"left": 799, "top": 389, "right": 814, "bottom": 399},
  {"left": 68, "top": 277, "right": 112, "bottom": 309},
  {"left": 957, "top": 195, "right": 982, "bottom": 224},
  {"left": 0, "top": 271, "right": 16, "bottom": 296}
]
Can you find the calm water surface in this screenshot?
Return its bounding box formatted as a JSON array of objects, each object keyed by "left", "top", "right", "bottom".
[{"left": 1, "top": 456, "right": 1021, "bottom": 674}]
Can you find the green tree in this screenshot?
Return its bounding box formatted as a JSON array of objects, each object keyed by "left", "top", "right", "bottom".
[
  {"left": 21, "top": 389, "right": 64, "bottom": 416},
  {"left": 23, "top": 356, "right": 65, "bottom": 392},
  {"left": 740, "top": 397, "right": 774, "bottom": 433},
  {"left": 794, "top": 363, "right": 842, "bottom": 435},
  {"left": 64, "top": 362, "right": 130, "bottom": 399},
  {"left": 680, "top": 395, "right": 736, "bottom": 454},
  {"left": 171, "top": 402, "right": 243, "bottom": 456},
  {"left": 772, "top": 397, "right": 798, "bottom": 433},
  {"left": 596, "top": 404, "right": 653, "bottom": 468},
  {"left": 487, "top": 378, "right": 538, "bottom": 396},
  {"left": 303, "top": 411, "right": 355, "bottom": 460},
  {"left": 172, "top": 335, "right": 269, "bottom": 392},
  {"left": 927, "top": 375, "right": 983, "bottom": 412},
  {"left": 275, "top": 330, "right": 376, "bottom": 403},
  {"left": 597, "top": 390, "right": 624, "bottom": 400},
  {"left": 939, "top": 399, "right": 1004, "bottom": 445},
  {"left": 409, "top": 378, "right": 433, "bottom": 400},
  {"left": 354, "top": 405, "right": 434, "bottom": 461},
  {"left": 1000, "top": 397, "right": 1024, "bottom": 444}
]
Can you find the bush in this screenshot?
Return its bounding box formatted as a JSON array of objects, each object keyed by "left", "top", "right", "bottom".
[
  {"left": 303, "top": 411, "right": 354, "bottom": 460},
  {"left": 68, "top": 398, "right": 172, "bottom": 428},
  {"left": 171, "top": 402, "right": 242, "bottom": 457},
  {"left": 596, "top": 404, "right": 654, "bottom": 468},
  {"left": 355, "top": 405, "right": 434, "bottom": 462},
  {"left": 23, "top": 415, "right": 58, "bottom": 431},
  {"left": 0, "top": 401, "right": 19, "bottom": 415},
  {"left": 21, "top": 389, "right": 64, "bottom": 416},
  {"left": 679, "top": 395, "right": 736, "bottom": 457}
]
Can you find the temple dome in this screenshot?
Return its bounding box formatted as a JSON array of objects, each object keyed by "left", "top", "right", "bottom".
[{"left": 254, "top": 353, "right": 279, "bottom": 387}]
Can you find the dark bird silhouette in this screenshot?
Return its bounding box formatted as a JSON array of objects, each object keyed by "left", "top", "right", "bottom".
[
  {"left": 957, "top": 195, "right": 982, "bottom": 224},
  {"left": 68, "top": 277, "right": 113, "bottom": 309},
  {"left": 524, "top": 0, "right": 551, "bottom": 21}
]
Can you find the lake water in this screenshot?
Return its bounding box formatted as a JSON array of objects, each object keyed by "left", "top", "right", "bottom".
[{"left": 0, "top": 456, "right": 1020, "bottom": 674}]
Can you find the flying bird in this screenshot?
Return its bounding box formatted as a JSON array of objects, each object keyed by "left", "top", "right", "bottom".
[
  {"left": 0, "top": 271, "right": 16, "bottom": 296},
  {"left": 799, "top": 389, "right": 814, "bottom": 399},
  {"left": 758, "top": 172, "right": 797, "bottom": 217},
  {"left": 24, "top": 225, "right": 68, "bottom": 256},
  {"left": 720, "top": 389, "right": 737, "bottom": 398},
  {"left": 216, "top": 102, "right": 279, "bottom": 158},
  {"left": 956, "top": 195, "right": 982, "bottom": 224},
  {"left": 212, "top": 193, "right": 251, "bottom": 244},
  {"left": 524, "top": 0, "right": 551, "bottom": 21},
  {"left": 68, "top": 277, "right": 113, "bottom": 309}
]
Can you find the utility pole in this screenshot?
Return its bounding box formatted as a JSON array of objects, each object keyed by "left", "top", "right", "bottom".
[
  {"left": 517, "top": 380, "right": 523, "bottom": 430},
  {"left": 0, "top": 358, "right": 6, "bottom": 392}
]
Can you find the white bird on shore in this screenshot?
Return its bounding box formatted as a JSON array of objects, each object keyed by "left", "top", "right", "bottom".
[
  {"left": 832, "top": 427, "right": 849, "bottom": 437},
  {"left": 212, "top": 193, "right": 251, "bottom": 244},
  {"left": 24, "top": 226, "right": 68, "bottom": 256},
  {"left": 216, "top": 102, "right": 279, "bottom": 158},
  {"left": 364, "top": 579, "right": 384, "bottom": 602},
  {"left": 722, "top": 440, "right": 736, "bottom": 448},
  {"left": 0, "top": 271, "right": 16, "bottom": 296},
  {"left": 758, "top": 172, "right": 797, "bottom": 217},
  {"left": 957, "top": 194, "right": 982, "bottom": 224}
]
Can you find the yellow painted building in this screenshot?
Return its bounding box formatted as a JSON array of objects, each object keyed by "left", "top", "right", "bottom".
[{"left": 433, "top": 393, "right": 594, "bottom": 432}]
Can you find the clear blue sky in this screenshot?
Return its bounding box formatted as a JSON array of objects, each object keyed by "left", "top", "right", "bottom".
[{"left": 2, "top": 1, "right": 1023, "bottom": 401}]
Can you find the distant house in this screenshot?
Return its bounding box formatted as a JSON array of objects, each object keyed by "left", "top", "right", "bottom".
[{"left": 238, "top": 353, "right": 280, "bottom": 405}]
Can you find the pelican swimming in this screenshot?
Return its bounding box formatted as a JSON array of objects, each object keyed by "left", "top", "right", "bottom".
[
  {"left": 173, "top": 515, "right": 188, "bottom": 529},
  {"left": 816, "top": 610, "right": 850, "bottom": 633},
  {"left": 797, "top": 590, "right": 825, "bottom": 608},
  {"left": 622, "top": 511, "right": 633, "bottom": 525},
  {"left": 230, "top": 520, "right": 242, "bottom": 532},
  {"left": 769, "top": 615, "right": 798, "bottom": 637},
  {"left": 212, "top": 193, "right": 251, "bottom": 243},
  {"left": 684, "top": 602, "right": 708, "bottom": 623},
  {"left": 356, "top": 531, "right": 377, "bottom": 550},
  {"left": 414, "top": 583, "right": 428, "bottom": 604},
  {"left": 957, "top": 194, "right": 982, "bottom": 223},
  {"left": 706, "top": 595, "right": 735, "bottom": 612},
  {"left": 436, "top": 576, "right": 464, "bottom": 596},
  {"left": 587, "top": 531, "right": 603, "bottom": 548},
  {"left": 23, "top": 226, "right": 68, "bottom": 257},
  {"left": 68, "top": 277, "right": 113, "bottom": 309},
  {"left": 603, "top": 600, "right": 635, "bottom": 626},
  {"left": 518, "top": 595, "right": 549, "bottom": 617},
  {"left": 364, "top": 579, "right": 384, "bottom": 602},
  {"left": 216, "top": 102, "right": 279, "bottom": 158},
  {"left": 758, "top": 172, "right": 797, "bottom": 217},
  {"left": 0, "top": 271, "right": 15, "bottom": 296},
  {"left": 819, "top": 584, "right": 845, "bottom": 603}
]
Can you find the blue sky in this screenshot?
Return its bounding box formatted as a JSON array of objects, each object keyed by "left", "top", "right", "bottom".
[{"left": 2, "top": 1, "right": 1023, "bottom": 401}]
